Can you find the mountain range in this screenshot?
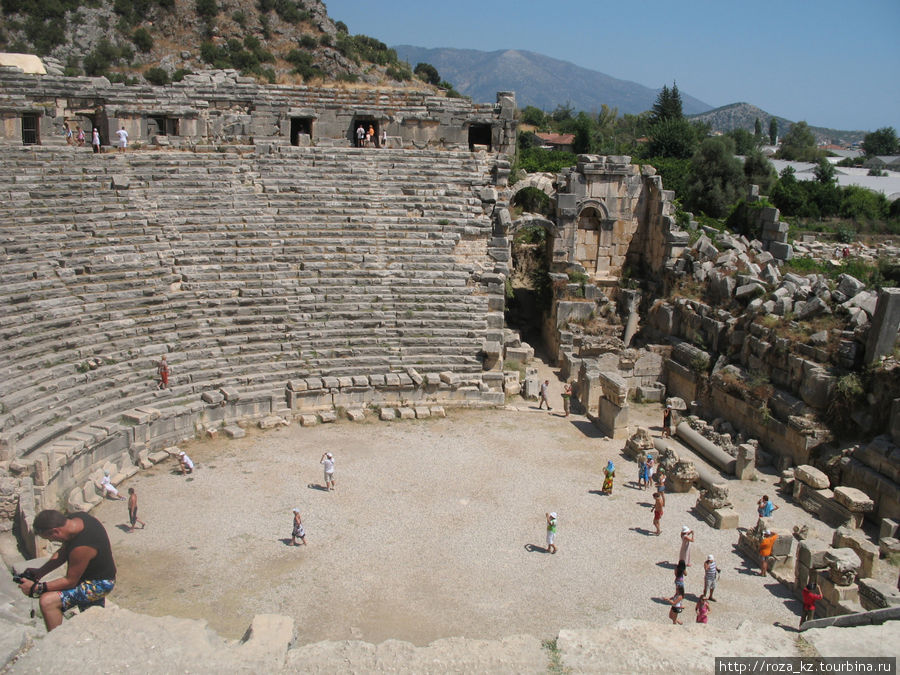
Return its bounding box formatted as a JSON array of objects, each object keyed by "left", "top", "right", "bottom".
[
  {"left": 393, "top": 45, "right": 713, "bottom": 116},
  {"left": 394, "top": 45, "right": 865, "bottom": 144}
]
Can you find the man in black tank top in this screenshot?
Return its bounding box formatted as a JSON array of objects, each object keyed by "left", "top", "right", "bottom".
[{"left": 17, "top": 509, "right": 117, "bottom": 631}]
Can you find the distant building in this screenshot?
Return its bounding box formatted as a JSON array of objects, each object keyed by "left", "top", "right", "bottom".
[{"left": 534, "top": 132, "right": 575, "bottom": 153}]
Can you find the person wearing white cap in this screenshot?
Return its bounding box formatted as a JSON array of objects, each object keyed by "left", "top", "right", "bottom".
[
  {"left": 320, "top": 452, "right": 335, "bottom": 490},
  {"left": 99, "top": 471, "right": 125, "bottom": 500},
  {"left": 177, "top": 451, "right": 194, "bottom": 475},
  {"left": 679, "top": 526, "right": 694, "bottom": 566},
  {"left": 291, "top": 508, "right": 306, "bottom": 546},
  {"left": 545, "top": 512, "right": 558, "bottom": 554},
  {"left": 703, "top": 554, "right": 719, "bottom": 601}
]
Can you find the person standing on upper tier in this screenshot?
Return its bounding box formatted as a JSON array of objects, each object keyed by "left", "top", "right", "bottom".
[
  {"left": 116, "top": 126, "right": 128, "bottom": 152},
  {"left": 92, "top": 128, "right": 101, "bottom": 153}
]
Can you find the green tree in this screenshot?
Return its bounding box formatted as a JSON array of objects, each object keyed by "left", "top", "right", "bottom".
[
  {"left": 195, "top": 0, "right": 218, "bottom": 19},
  {"left": 413, "top": 62, "right": 439, "bottom": 85},
  {"left": 813, "top": 158, "right": 836, "bottom": 184},
  {"left": 727, "top": 127, "right": 758, "bottom": 155},
  {"left": 771, "top": 167, "right": 806, "bottom": 216},
  {"left": 743, "top": 150, "right": 777, "bottom": 194},
  {"left": 650, "top": 81, "right": 683, "bottom": 123},
  {"left": 685, "top": 136, "right": 747, "bottom": 217},
  {"left": 144, "top": 66, "right": 169, "bottom": 85},
  {"left": 861, "top": 126, "right": 898, "bottom": 156},
  {"left": 572, "top": 112, "right": 593, "bottom": 154},
  {"left": 551, "top": 103, "right": 574, "bottom": 123},
  {"left": 647, "top": 117, "right": 698, "bottom": 159},
  {"left": 754, "top": 117, "right": 762, "bottom": 140},
  {"left": 768, "top": 117, "right": 778, "bottom": 145},
  {"left": 520, "top": 106, "right": 546, "bottom": 127},
  {"left": 778, "top": 121, "right": 820, "bottom": 161},
  {"left": 132, "top": 27, "right": 153, "bottom": 52}
]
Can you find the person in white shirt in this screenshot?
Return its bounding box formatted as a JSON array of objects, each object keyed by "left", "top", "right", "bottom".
[
  {"left": 320, "top": 452, "right": 335, "bottom": 490},
  {"left": 99, "top": 472, "right": 125, "bottom": 500},
  {"left": 115, "top": 126, "right": 128, "bottom": 152},
  {"left": 178, "top": 451, "right": 194, "bottom": 475}
]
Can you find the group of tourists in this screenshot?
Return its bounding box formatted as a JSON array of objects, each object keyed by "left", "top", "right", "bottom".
[
  {"left": 62, "top": 122, "right": 106, "bottom": 153},
  {"left": 355, "top": 123, "right": 386, "bottom": 148},
  {"left": 289, "top": 451, "right": 337, "bottom": 546}
]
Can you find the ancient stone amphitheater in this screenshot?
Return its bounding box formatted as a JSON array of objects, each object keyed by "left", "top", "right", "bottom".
[{"left": 1, "top": 65, "right": 898, "bottom": 671}]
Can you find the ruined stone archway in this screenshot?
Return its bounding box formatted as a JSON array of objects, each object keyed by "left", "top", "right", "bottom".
[
  {"left": 574, "top": 199, "right": 613, "bottom": 276},
  {"left": 510, "top": 172, "right": 556, "bottom": 202},
  {"left": 507, "top": 214, "right": 556, "bottom": 343}
]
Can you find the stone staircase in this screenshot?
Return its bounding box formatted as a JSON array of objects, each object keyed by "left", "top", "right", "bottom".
[{"left": 0, "top": 146, "right": 504, "bottom": 500}]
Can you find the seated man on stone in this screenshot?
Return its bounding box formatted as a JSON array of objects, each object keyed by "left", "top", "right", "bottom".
[
  {"left": 17, "top": 509, "right": 117, "bottom": 631},
  {"left": 99, "top": 471, "right": 125, "bottom": 500}
]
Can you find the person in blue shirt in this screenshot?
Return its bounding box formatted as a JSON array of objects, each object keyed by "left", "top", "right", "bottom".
[{"left": 757, "top": 494, "right": 779, "bottom": 518}]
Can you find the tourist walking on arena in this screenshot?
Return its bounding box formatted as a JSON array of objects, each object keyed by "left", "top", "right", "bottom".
[
  {"left": 637, "top": 451, "right": 648, "bottom": 489},
  {"left": 291, "top": 508, "right": 307, "bottom": 546},
  {"left": 178, "top": 451, "right": 194, "bottom": 475},
  {"left": 652, "top": 490, "right": 664, "bottom": 535},
  {"left": 127, "top": 488, "right": 146, "bottom": 532},
  {"left": 157, "top": 355, "right": 169, "bottom": 389},
  {"left": 538, "top": 380, "right": 552, "bottom": 410},
  {"left": 561, "top": 382, "right": 572, "bottom": 416},
  {"left": 545, "top": 512, "right": 558, "bottom": 554},
  {"left": 92, "top": 127, "right": 101, "bottom": 153},
  {"left": 18, "top": 509, "right": 117, "bottom": 631},
  {"left": 321, "top": 452, "right": 335, "bottom": 490},
  {"left": 662, "top": 404, "right": 672, "bottom": 437},
  {"left": 800, "top": 582, "right": 822, "bottom": 627},
  {"left": 116, "top": 125, "right": 128, "bottom": 152},
  {"left": 757, "top": 495, "right": 779, "bottom": 519},
  {"left": 695, "top": 595, "right": 710, "bottom": 624},
  {"left": 642, "top": 455, "right": 653, "bottom": 491},
  {"left": 673, "top": 559, "right": 686, "bottom": 599},
  {"left": 703, "top": 554, "right": 719, "bottom": 600},
  {"left": 668, "top": 586, "right": 684, "bottom": 625},
  {"left": 759, "top": 529, "right": 778, "bottom": 577},
  {"left": 602, "top": 460, "right": 615, "bottom": 494},
  {"left": 679, "top": 526, "right": 694, "bottom": 566}
]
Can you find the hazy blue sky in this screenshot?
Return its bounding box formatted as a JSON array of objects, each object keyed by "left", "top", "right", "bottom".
[{"left": 324, "top": 0, "right": 899, "bottom": 132}]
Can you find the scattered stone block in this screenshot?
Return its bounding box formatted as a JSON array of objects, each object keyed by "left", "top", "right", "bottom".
[
  {"left": 379, "top": 408, "right": 397, "bottom": 421},
  {"left": 224, "top": 425, "right": 246, "bottom": 439},
  {"left": 258, "top": 416, "right": 282, "bottom": 430},
  {"left": 879, "top": 518, "right": 898, "bottom": 541},
  {"left": 797, "top": 539, "right": 831, "bottom": 569},
  {"left": 345, "top": 409, "right": 365, "bottom": 422},
  {"left": 220, "top": 387, "right": 240, "bottom": 401},
  {"left": 318, "top": 410, "right": 337, "bottom": 424},
  {"left": 795, "top": 464, "right": 830, "bottom": 489},
  {"left": 202, "top": 391, "right": 225, "bottom": 405},
  {"left": 824, "top": 548, "right": 861, "bottom": 585},
  {"left": 878, "top": 536, "right": 900, "bottom": 558},
  {"left": 413, "top": 406, "right": 430, "bottom": 419},
  {"left": 398, "top": 407, "right": 415, "bottom": 420},
  {"left": 856, "top": 577, "right": 900, "bottom": 610},
  {"left": 148, "top": 450, "right": 170, "bottom": 464},
  {"left": 429, "top": 406, "right": 446, "bottom": 418},
  {"left": 833, "top": 486, "right": 874, "bottom": 513},
  {"left": 299, "top": 414, "right": 319, "bottom": 427}
]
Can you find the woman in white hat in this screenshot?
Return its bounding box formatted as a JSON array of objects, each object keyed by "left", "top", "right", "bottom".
[{"left": 679, "top": 525, "right": 694, "bottom": 566}]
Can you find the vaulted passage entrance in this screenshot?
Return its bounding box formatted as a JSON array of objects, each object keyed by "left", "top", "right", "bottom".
[
  {"left": 22, "top": 114, "right": 39, "bottom": 145},
  {"left": 291, "top": 117, "right": 313, "bottom": 145},
  {"left": 468, "top": 124, "right": 491, "bottom": 151}
]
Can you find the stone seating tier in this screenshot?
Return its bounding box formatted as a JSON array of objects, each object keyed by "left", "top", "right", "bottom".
[{"left": 0, "top": 146, "right": 505, "bottom": 463}]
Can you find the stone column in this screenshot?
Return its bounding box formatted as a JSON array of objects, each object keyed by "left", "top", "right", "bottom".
[{"left": 865, "top": 287, "right": 900, "bottom": 363}]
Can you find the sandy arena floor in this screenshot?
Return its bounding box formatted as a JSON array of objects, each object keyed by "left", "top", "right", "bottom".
[{"left": 91, "top": 389, "right": 839, "bottom": 647}]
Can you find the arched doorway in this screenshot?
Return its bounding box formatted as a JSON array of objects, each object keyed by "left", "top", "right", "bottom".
[{"left": 575, "top": 203, "right": 612, "bottom": 276}]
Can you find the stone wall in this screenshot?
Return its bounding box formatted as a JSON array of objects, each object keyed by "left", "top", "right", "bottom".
[{"left": 0, "top": 68, "right": 517, "bottom": 155}]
